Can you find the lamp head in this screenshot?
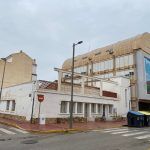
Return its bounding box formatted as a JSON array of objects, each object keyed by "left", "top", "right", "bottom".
[{"left": 77, "top": 41, "right": 83, "bottom": 45}]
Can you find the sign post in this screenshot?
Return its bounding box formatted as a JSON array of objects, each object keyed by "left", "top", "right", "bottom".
[{"left": 37, "top": 95, "right": 44, "bottom": 120}]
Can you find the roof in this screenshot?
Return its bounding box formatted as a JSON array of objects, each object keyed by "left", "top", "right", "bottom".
[
  {"left": 62, "top": 32, "right": 150, "bottom": 69},
  {"left": 139, "top": 111, "right": 150, "bottom": 115},
  {"left": 6, "top": 50, "right": 36, "bottom": 64},
  {"left": 38, "top": 80, "right": 52, "bottom": 89},
  {"left": 38, "top": 80, "right": 58, "bottom": 90},
  {"left": 128, "top": 111, "right": 144, "bottom": 116}
]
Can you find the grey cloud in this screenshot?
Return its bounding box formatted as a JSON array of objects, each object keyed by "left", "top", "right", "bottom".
[{"left": 0, "top": 0, "right": 150, "bottom": 80}]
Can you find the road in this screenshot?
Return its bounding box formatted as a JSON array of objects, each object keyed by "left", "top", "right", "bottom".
[{"left": 0, "top": 124, "right": 150, "bottom": 150}]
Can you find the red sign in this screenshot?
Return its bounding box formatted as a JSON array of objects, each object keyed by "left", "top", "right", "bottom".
[{"left": 38, "top": 94, "right": 44, "bottom": 102}]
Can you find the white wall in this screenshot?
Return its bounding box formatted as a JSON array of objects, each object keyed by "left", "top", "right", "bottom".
[
  {"left": 0, "top": 77, "right": 130, "bottom": 121},
  {"left": 34, "top": 77, "right": 130, "bottom": 120},
  {"left": 0, "top": 82, "right": 34, "bottom": 121}
]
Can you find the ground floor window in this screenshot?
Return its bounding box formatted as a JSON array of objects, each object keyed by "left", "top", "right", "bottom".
[
  {"left": 11, "top": 100, "right": 16, "bottom": 111},
  {"left": 98, "top": 104, "right": 101, "bottom": 114},
  {"left": 77, "top": 102, "right": 83, "bottom": 113},
  {"left": 91, "top": 103, "right": 96, "bottom": 113},
  {"left": 109, "top": 105, "right": 113, "bottom": 114},
  {"left": 60, "top": 101, "right": 68, "bottom": 113},
  {"left": 69, "top": 102, "right": 76, "bottom": 113},
  {"left": 6, "top": 101, "right": 10, "bottom": 111}
]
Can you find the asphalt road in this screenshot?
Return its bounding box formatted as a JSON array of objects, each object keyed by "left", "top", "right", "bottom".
[{"left": 0, "top": 124, "right": 150, "bottom": 150}]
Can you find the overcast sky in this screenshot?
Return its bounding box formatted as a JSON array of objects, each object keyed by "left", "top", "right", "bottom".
[{"left": 0, "top": 0, "right": 150, "bottom": 81}]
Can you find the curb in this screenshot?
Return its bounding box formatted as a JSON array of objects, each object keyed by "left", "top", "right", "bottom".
[
  {"left": 28, "top": 128, "right": 80, "bottom": 134},
  {"left": 0, "top": 120, "right": 82, "bottom": 134}
]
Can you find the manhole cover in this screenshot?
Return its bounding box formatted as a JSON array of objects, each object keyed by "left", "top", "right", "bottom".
[{"left": 21, "top": 140, "right": 38, "bottom": 144}]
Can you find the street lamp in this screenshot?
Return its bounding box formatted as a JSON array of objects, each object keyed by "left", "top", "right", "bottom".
[
  {"left": 69, "top": 41, "right": 83, "bottom": 129},
  {"left": 0, "top": 58, "right": 7, "bottom": 101}
]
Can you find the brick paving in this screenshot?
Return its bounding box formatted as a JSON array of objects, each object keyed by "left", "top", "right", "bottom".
[{"left": 0, "top": 117, "right": 127, "bottom": 132}]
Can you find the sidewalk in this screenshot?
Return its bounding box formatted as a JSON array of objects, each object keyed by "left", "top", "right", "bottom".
[{"left": 0, "top": 117, "right": 127, "bottom": 133}]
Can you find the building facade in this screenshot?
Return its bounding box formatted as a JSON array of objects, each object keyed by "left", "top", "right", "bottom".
[
  {"left": 0, "top": 69, "right": 130, "bottom": 122},
  {"left": 0, "top": 51, "right": 37, "bottom": 88},
  {"left": 62, "top": 32, "right": 150, "bottom": 111}
]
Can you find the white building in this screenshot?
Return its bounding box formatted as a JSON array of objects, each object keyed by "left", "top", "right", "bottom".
[{"left": 0, "top": 69, "right": 130, "bottom": 123}]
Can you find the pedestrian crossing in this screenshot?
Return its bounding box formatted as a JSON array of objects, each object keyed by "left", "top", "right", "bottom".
[
  {"left": 0, "top": 127, "right": 28, "bottom": 135},
  {"left": 94, "top": 127, "right": 150, "bottom": 141}
]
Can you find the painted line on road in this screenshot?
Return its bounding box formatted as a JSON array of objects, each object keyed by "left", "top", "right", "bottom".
[
  {"left": 0, "top": 128, "right": 16, "bottom": 135},
  {"left": 92, "top": 130, "right": 102, "bottom": 132},
  {"left": 111, "top": 130, "right": 138, "bottom": 135},
  {"left": 103, "top": 128, "right": 128, "bottom": 131},
  {"left": 103, "top": 128, "right": 129, "bottom": 133},
  {"left": 10, "top": 127, "right": 28, "bottom": 134},
  {"left": 122, "top": 131, "right": 147, "bottom": 137},
  {"left": 135, "top": 134, "right": 150, "bottom": 140}
]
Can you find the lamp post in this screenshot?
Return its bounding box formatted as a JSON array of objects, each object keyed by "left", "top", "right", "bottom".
[
  {"left": 69, "top": 41, "right": 83, "bottom": 129},
  {"left": 0, "top": 58, "right": 7, "bottom": 101}
]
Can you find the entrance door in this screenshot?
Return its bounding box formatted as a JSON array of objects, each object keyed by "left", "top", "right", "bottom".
[{"left": 103, "top": 105, "right": 105, "bottom": 117}]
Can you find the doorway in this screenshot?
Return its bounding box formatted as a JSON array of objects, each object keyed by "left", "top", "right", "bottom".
[{"left": 103, "top": 105, "right": 105, "bottom": 117}]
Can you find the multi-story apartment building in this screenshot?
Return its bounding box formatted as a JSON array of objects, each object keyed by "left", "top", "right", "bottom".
[
  {"left": 0, "top": 51, "right": 37, "bottom": 88},
  {"left": 62, "top": 32, "right": 150, "bottom": 111}
]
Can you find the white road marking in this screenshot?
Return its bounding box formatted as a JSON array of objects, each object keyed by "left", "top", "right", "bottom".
[
  {"left": 122, "top": 131, "right": 147, "bottom": 137},
  {"left": 0, "top": 128, "right": 16, "bottom": 135},
  {"left": 111, "top": 130, "right": 138, "bottom": 134},
  {"left": 10, "top": 127, "right": 28, "bottom": 134},
  {"left": 103, "top": 128, "right": 123, "bottom": 131},
  {"left": 92, "top": 130, "right": 101, "bottom": 132},
  {"left": 103, "top": 128, "right": 129, "bottom": 133},
  {"left": 135, "top": 134, "right": 150, "bottom": 139}
]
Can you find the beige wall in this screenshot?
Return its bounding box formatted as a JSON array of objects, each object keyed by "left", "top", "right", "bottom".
[{"left": 0, "top": 51, "right": 36, "bottom": 88}]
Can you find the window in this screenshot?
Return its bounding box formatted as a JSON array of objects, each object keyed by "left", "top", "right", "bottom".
[
  {"left": 129, "top": 54, "right": 133, "bottom": 65},
  {"left": 115, "top": 57, "right": 120, "bottom": 68},
  {"left": 124, "top": 55, "right": 129, "bottom": 66},
  {"left": 104, "top": 61, "right": 109, "bottom": 70},
  {"left": 6, "top": 101, "right": 10, "bottom": 111},
  {"left": 101, "top": 62, "right": 104, "bottom": 71},
  {"left": 11, "top": 100, "right": 16, "bottom": 111},
  {"left": 98, "top": 104, "right": 101, "bottom": 114},
  {"left": 77, "top": 102, "right": 83, "bottom": 113},
  {"left": 129, "top": 71, "right": 134, "bottom": 76},
  {"left": 91, "top": 103, "right": 96, "bottom": 113},
  {"left": 60, "top": 101, "right": 68, "bottom": 113},
  {"left": 69, "top": 102, "right": 76, "bottom": 113},
  {"left": 109, "top": 105, "right": 113, "bottom": 114},
  {"left": 109, "top": 59, "right": 113, "bottom": 70},
  {"left": 120, "top": 56, "right": 124, "bottom": 67}
]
